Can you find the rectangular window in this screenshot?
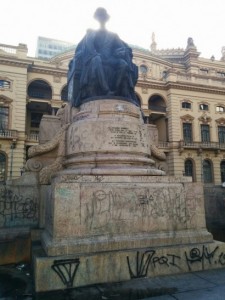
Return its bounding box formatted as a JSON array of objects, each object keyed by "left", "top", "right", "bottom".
[
  {"left": 217, "top": 72, "right": 225, "bottom": 78},
  {"left": 201, "top": 124, "right": 210, "bottom": 143},
  {"left": 218, "top": 126, "right": 225, "bottom": 144},
  {"left": 30, "top": 112, "right": 43, "bottom": 128},
  {"left": 0, "top": 80, "right": 10, "bottom": 89},
  {"left": 182, "top": 102, "right": 191, "bottom": 109},
  {"left": 199, "top": 104, "right": 208, "bottom": 111},
  {"left": 216, "top": 106, "right": 225, "bottom": 112},
  {"left": 183, "top": 123, "right": 192, "bottom": 143},
  {"left": 199, "top": 68, "right": 208, "bottom": 75},
  {"left": 0, "top": 107, "right": 9, "bottom": 129}
]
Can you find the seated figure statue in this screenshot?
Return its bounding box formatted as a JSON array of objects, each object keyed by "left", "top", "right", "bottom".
[{"left": 68, "top": 7, "right": 139, "bottom": 107}]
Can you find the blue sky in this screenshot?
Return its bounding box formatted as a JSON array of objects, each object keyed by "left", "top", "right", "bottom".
[{"left": 1, "top": 0, "right": 225, "bottom": 60}]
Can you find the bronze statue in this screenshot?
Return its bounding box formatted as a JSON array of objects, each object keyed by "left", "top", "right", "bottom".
[{"left": 68, "top": 7, "right": 139, "bottom": 107}]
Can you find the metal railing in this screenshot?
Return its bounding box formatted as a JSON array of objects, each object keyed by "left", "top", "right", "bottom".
[{"left": 0, "top": 44, "right": 17, "bottom": 54}]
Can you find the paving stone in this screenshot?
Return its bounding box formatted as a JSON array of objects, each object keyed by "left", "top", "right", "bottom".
[{"left": 153, "top": 272, "right": 216, "bottom": 293}]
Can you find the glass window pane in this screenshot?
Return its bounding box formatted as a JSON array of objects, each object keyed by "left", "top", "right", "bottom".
[
  {"left": 0, "top": 153, "right": 6, "bottom": 181},
  {"left": 30, "top": 112, "right": 43, "bottom": 128},
  {"left": 0, "top": 107, "right": 9, "bottom": 129},
  {"left": 199, "top": 104, "right": 208, "bottom": 111},
  {"left": 221, "top": 161, "right": 225, "bottom": 182},
  {"left": 185, "top": 160, "right": 193, "bottom": 177},
  {"left": 201, "top": 124, "right": 210, "bottom": 142},
  {"left": 203, "top": 160, "right": 213, "bottom": 183},
  {"left": 183, "top": 123, "right": 192, "bottom": 143},
  {"left": 139, "top": 65, "right": 148, "bottom": 74},
  {"left": 216, "top": 106, "right": 225, "bottom": 112},
  {"left": 218, "top": 126, "right": 225, "bottom": 143},
  {"left": 182, "top": 102, "right": 191, "bottom": 109}
]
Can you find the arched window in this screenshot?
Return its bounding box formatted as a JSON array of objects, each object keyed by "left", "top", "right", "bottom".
[
  {"left": 203, "top": 159, "right": 213, "bottom": 183},
  {"left": 148, "top": 95, "right": 166, "bottom": 112},
  {"left": 61, "top": 85, "right": 68, "bottom": 101},
  {"left": 28, "top": 80, "right": 52, "bottom": 99},
  {"left": 221, "top": 161, "right": 225, "bottom": 183},
  {"left": 184, "top": 159, "right": 194, "bottom": 178},
  {"left": 0, "top": 152, "right": 6, "bottom": 182}
]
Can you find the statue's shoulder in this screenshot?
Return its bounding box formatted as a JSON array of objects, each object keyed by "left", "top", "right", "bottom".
[{"left": 86, "top": 29, "right": 97, "bottom": 36}]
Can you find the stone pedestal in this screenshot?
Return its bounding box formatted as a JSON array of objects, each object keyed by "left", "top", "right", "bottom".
[
  {"left": 64, "top": 99, "right": 164, "bottom": 175},
  {"left": 42, "top": 175, "right": 212, "bottom": 257},
  {"left": 33, "top": 99, "right": 224, "bottom": 292}
]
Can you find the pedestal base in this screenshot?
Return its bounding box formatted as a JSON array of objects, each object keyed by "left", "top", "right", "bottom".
[
  {"left": 34, "top": 241, "right": 225, "bottom": 292},
  {"left": 42, "top": 174, "right": 212, "bottom": 256},
  {"left": 32, "top": 173, "right": 220, "bottom": 292}
]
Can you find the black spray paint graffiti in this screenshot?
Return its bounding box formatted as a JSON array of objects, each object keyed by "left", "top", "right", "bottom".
[
  {"left": 127, "top": 245, "right": 225, "bottom": 279},
  {"left": 51, "top": 258, "right": 80, "bottom": 289},
  {"left": 127, "top": 250, "right": 181, "bottom": 278},
  {"left": 84, "top": 187, "right": 196, "bottom": 232},
  {"left": 184, "top": 246, "right": 225, "bottom": 270},
  {"left": 0, "top": 186, "right": 38, "bottom": 227}
]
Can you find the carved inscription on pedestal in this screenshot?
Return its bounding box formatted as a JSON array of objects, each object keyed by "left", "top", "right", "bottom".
[
  {"left": 108, "top": 126, "right": 146, "bottom": 148},
  {"left": 67, "top": 122, "right": 149, "bottom": 155}
]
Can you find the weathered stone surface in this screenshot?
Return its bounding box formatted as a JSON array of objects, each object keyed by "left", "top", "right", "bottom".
[
  {"left": 34, "top": 241, "right": 225, "bottom": 292},
  {"left": 0, "top": 173, "right": 38, "bottom": 264},
  {"left": 32, "top": 98, "right": 222, "bottom": 293},
  {"left": 38, "top": 115, "right": 61, "bottom": 144},
  {"left": 64, "top": 99, "right": 164, "bottom": 175},
  {"left": 41, "top": 174, "right": 212, "bottom": 256},
  {"left": 0, "top": 181, "right": 39, "bottom": 228},
  {"left": 0, "top": 229, "right": 30, "bottom": 265}
]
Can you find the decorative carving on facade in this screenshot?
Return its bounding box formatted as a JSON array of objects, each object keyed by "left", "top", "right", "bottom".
[
  {"left": 53, "top": 75, "right": 61, "bottom": 83},
  {"left": 142, "top": 87, "right": 148, "bottom": 94},
  {"left": 198, "top": 113, "right": 212, "bottom": 124},
  {"left": 215, "top": 117, "right": 225, "bottom": 125},
  {"left": 180, "top": 114, "right": 194, "bottom": 123}
]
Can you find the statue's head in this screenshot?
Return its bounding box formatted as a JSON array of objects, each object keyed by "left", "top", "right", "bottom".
[{"left": 94, "top": 7, "right": 110, "bottom": 28}]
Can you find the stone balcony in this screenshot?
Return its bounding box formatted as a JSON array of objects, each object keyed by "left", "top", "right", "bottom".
[
  {"left": 26, "top": 133, "right": 39, "bottom": 142},
  {"left": 0, "top": 129, "right": 17, "bottom": 140},
  {"left": 179, "top": 140, "right": 225, "bottom": 152}
]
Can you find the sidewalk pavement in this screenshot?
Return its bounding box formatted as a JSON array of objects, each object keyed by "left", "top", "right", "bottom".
[{"left": 0, "top": 264, "right": 225, "bottom": 299}]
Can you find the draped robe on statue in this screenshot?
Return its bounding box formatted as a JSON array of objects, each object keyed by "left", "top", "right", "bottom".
[{"left": 68, "top": 29, "right": 139, "bottom": 107}]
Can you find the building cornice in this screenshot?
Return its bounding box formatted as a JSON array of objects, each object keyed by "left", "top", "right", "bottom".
[
  {"left": 165, "top": 81, "right": 225, "bottom": 95},
  {"left": 28, "top": 66, "right": 67, "bottom": 77},
  {"left": 0, "top": 58, "right": 30, "bottom": 68},
  {"left": 137, "top": 79, "right": 225, "bottom": 95}
]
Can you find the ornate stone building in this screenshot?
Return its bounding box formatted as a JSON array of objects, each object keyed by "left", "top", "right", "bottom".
[{"left": 1, "top": 37, "right": 225, "bottom": 185}]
